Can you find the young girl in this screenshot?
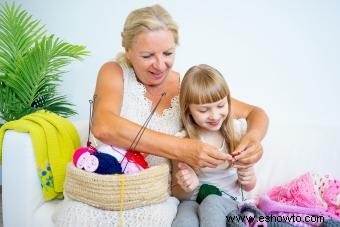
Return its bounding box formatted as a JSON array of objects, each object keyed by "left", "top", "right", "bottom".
[{"left": 171, "top": 64, "right": 256, "bottom": 227}]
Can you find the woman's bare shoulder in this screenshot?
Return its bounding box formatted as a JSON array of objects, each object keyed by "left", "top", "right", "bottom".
[
  {"left": 166, "top": 70, "right": 181, "bottom": 97},
  {"left": 98, "top": 61, "right": 123, "bottom": 77},
  {"left": 95, "top": 61, "right": 124, "bottom": 98},
  {"left": 169, "top": 70, "right": 180, "bottom": 85},
  {"left": 170, "top": 70, "right": 180, "bottom": 78}
]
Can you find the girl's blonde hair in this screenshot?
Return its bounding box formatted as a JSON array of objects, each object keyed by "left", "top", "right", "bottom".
[
  {"left": 179, "top": 64, "right": 239, "bottom": 153},
  {"left": 116, "top": 4, "right": 179, "bottom": 64}
]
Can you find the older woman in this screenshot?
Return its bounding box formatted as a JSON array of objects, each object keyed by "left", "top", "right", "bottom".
[{"left": 54, "top": 4, "right": 268, "bottom": 226}]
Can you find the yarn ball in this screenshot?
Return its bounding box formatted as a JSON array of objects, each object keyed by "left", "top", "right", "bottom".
[
  {"left": 95, "top": 145, "right": 149, "bottom": 174},
  {"left": 120, "top": 149, "right": 149, "bottom": 174},
  {"left": 93, "top": 152, "right": 123, "bottom": 175},
  {"left": 73, "top": 147, "right": 95, "bottom": 166},
  {"left": 121, "top": 159, "right": 145, "bottom": 174},
  {"left": 125, "top": 149, "right": 149, "bottom": 169},
  {"left": 196, "top": 184, "right": 222, "bottom": 204},
  {"left": 73, "top": 147, "right": 99, "bottom": 172}
]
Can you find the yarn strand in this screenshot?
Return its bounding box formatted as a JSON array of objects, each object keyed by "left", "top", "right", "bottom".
[
  {"left": 119, "top": 175, "right": 125, "bottom": 227},
  {"left": 240, "top": 185, "right": 245, "bottom": 201}
]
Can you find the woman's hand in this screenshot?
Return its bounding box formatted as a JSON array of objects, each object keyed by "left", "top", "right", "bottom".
[
  {"left": 237, "top": 166, "right": 256, "bottom": 191},
  {"left": 231, "top": 134, "right": 263, "bottom": 169},
  {"left": 230, "top": 98, "right": 269, "bottom": 169},
  {"left": 175, "top": 162, "right": 199, "bottom": 192},
  {"left": 178, "top": 138, "right": 233, "bottom": 168}
]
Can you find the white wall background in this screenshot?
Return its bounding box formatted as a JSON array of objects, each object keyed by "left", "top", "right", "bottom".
[
  {"left": 6, "top": 0, "right": 339, "bottom": 125},
  {"left": 6, "top": 0, "right": 338, "bottom": 126},
  {"left": 1, "top": 0, "right": 339, "bottom": 183}
]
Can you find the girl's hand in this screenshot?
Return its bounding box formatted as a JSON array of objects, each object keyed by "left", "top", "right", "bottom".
[
  {"left": 175, "top": 162, "right": 199, "bottom": 192},
  {"left": 237, "top": 166, "right": 256, "bottom": 191},
  {"left": 232, "top": 135, "right": 263, "bottom": 169}
]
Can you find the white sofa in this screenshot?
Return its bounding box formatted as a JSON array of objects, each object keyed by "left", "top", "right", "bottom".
[{"left": 2, "top": 121, "right": 339, "bottom": 227}]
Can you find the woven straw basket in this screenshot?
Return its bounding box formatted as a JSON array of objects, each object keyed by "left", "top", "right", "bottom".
[{"left": 64, "top": 163, "right": 169, "bottom": 211}]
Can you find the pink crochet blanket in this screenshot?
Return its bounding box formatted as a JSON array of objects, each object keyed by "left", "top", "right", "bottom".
[{"left": 258, "top": 172, "right": 339, "bottom": 222}]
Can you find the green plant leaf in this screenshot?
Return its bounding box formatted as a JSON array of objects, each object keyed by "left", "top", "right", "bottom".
[{"left": 0, "top": 1, "right": 89, "bottom": 122}]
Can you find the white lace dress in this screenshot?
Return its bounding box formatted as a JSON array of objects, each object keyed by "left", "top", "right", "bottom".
[{"left": 53, "top": 62, "right": 182, "bottom": 227}]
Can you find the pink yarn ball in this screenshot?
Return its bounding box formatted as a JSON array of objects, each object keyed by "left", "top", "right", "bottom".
[{"left": 73, "top": 147, "right": 95, "bottom": 166}]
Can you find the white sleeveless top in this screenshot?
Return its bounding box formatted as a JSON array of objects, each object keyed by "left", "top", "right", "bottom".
[
  {"left": 119, "top": 62, "right": 182, "bottom": 166},
  {"left": 176, "top": 119, "right": 247, "bottom": 202},
  {"left": 53, "top": 62, "right": 182, "bottom": 227},
  {"left": 193, "top": 142, "right": 241, "bottom": 201}
]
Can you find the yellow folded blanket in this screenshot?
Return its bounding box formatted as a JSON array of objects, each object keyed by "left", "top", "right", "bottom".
[{"left": 0, "top": 110, "right": 80, "bottom": 200}]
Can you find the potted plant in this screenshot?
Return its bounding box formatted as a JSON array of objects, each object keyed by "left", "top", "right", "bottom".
[{"left": 0, "top": 2, "right": 89, "bottom": 125}]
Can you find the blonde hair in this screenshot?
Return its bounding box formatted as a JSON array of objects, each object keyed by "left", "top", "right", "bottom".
[
  {"left": 179, "top": 64, "right": 239, "bottom": 153},
  {"left": 117, "top": 4, "right": 178, "bottom": 64}
]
